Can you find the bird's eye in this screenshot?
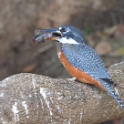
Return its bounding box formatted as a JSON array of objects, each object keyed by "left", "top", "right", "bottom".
[{"left": 59, "top": 28, "right": 66, "bottom": 33}]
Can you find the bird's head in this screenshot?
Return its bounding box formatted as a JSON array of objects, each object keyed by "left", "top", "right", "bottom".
[{"left": 33, "top": 26, "right": 84, "bottom": 45}]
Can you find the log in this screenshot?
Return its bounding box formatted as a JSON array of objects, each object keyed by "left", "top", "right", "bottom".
[{"left": 0, "top": 62, "right": 124, "bottom": 124}]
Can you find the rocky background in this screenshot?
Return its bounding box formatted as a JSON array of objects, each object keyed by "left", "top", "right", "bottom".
[{"left": 0, "top": 0, "right": 124, "bottom": 123}]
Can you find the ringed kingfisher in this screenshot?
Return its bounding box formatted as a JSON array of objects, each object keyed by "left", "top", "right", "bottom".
[{"left": 33, "top": 25, "right": 124, "bottom": 108}]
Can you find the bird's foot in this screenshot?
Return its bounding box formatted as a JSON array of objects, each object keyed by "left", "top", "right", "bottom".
[
  {"left": 67, "top": 77, "right": 76, "bottom": 81},
  {"left": 114, "top": 87, "right": 119, "bottom": 96}
]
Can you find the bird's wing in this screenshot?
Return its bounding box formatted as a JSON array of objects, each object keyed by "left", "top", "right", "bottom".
[{"left": 61, "top": 44, "right": 114, "bottom": 85}]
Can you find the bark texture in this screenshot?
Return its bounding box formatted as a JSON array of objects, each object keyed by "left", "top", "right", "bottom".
[{"left": 0, "top": 62, "right": 124, "bottom": 124}]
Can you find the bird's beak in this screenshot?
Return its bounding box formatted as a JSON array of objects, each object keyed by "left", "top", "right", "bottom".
[{"left": 33, "top": 28, "right": 62, "bottom": 43}]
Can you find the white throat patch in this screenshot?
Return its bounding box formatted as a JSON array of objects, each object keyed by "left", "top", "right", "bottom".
[{"left": 58, "top": 37, "right": 79, "bottom": 45}]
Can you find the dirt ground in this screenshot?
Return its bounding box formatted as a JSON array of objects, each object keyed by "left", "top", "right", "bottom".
[{"left": 0, "top": 0, "right": 124, "bottom": 123}]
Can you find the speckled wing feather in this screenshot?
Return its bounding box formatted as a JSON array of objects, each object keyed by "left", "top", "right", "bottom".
[{"left": 61, "top": 44, "right": 111, "bottom": 81}]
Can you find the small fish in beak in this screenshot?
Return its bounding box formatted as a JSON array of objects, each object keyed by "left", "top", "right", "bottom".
[
  {"left": 32, "top": 28, "right": 62, "bottom": 43},
  {"left": 32, "top": 30, "right": 53, "bottom": 43}
]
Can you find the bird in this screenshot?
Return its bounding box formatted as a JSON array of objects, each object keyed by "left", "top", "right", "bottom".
[{"left": 33, "top": 25, "right": 124, "bottom": 108}]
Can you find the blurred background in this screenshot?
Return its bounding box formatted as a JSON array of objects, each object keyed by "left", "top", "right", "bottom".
[{"left": 0, "top": 0, "right": 124, "bottom": 123}]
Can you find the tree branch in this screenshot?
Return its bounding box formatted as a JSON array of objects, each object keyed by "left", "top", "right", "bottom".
[{"left": 0, "top": 62, "right": 124, "bottom": 124}]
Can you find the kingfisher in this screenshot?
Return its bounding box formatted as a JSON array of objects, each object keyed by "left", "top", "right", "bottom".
[{"left": 33, "top": 25, "right": 124, "bottom": 108}]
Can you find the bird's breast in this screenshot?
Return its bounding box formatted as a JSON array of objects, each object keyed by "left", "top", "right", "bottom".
[{"left": 58, "top": 51, "right": 106, "bottom": 90}]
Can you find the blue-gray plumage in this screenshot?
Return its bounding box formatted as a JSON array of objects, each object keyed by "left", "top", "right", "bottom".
[{"left": 62, "top": 44, "right": 110, "bottom": 80}]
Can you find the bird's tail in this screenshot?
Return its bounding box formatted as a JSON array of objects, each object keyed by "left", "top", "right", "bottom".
[{"left": 98, "top": 79, "right": 124, "bottom": 109}]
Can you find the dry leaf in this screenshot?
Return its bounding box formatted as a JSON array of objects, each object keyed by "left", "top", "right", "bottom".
[
  {"left": 22, "top": 63, "right": 37, "bottom": 73},
  {"left": 114, "top": 25, "right": 124, "bottom": 37},
  {"left": 95, "top": 41, "right": 112, "bottom": 55},
  {"left": 103, "top": 25, "right": 118, "bottom": 36}
]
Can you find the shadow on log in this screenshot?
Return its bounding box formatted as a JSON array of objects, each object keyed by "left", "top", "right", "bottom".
[{"left": 0, "top": 62, "right": 124, "bottom": 124}]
